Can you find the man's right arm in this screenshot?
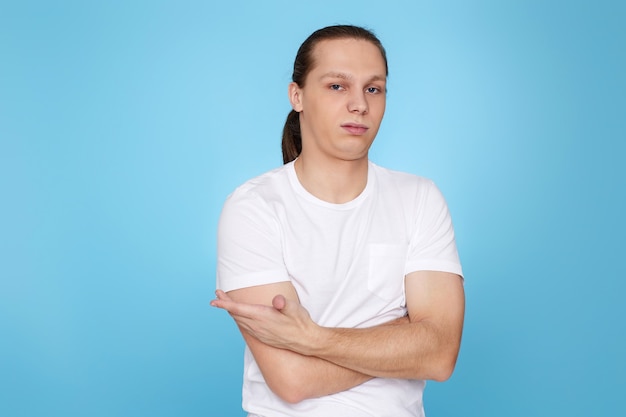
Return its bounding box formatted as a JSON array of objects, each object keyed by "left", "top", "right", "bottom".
[
  {"left": 226, "top": 281, "right": 374, "bottom": 404},
  {"left": 217, "top": 195, "right": 373, "bottom": 401}
]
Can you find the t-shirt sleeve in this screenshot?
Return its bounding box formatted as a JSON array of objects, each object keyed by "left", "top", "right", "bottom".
[
  {"left": 216, "top": 190, "right": 290, "bottom": 292},
  {"left": 404, "top": 179, "right": 463, "bottom": 278}
]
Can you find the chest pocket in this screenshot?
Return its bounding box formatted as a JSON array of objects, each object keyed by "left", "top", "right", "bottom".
[{"left": 368, "top": 243, "right": 408, "bottom": 301}]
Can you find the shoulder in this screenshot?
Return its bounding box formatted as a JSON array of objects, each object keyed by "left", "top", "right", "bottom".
[
  {"left": 225, "top": 163, "right": 292, "bottom": 207},
  {"left": 370, "top": 161, "right": 438, "bottom": 195},
  {"left": 218, "top": 163, "right": 295, "bottom": 234},
  {"left": 369, "top": 162, "right": 450, "bottom": 220}
]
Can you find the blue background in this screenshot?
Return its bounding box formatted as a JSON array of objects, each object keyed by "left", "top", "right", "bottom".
[{"left": 1, "top": 1, "right": 625, "bottom": 416}]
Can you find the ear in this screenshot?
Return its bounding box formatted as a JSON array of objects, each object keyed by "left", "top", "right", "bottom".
[{"left": 288, "top": 82, "right": 303, "bottom": 112}]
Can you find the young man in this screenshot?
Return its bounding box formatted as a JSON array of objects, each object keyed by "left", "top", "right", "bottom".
[{"left": 212, "top": 25, "right": 465, "bottom": 417}]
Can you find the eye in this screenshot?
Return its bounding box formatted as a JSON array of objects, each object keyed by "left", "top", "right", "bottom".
[
  {"left": 330, "top": 84, "right": 343, "bottom": 91},
  {"left": 366, "top": 86, "right": 382, "bottom": 94}
]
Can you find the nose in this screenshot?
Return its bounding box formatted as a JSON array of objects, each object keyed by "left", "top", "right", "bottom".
[{"left": 348, "top": 91, "right": 368, "bottom": 115}]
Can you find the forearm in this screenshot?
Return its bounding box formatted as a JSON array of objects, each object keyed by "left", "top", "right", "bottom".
[
  {"left": 243, "top": 314, "right": 409, "bottom": 402},
  {"left": 306, "top": 319, "right": 459, "bottom": 381}
]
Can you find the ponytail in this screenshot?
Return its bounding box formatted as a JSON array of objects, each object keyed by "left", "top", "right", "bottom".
[{"left": 281, "top": 109, "right": 301, "bottom": 164}]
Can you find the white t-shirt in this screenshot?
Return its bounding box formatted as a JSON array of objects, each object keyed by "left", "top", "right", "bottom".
[{"left": 217, "top": 160, "right": 463, "bottom": 417}]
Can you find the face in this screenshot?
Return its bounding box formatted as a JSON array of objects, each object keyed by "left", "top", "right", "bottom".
[{"left": 289, "top": 38, "right": 387, "bottom": 163}]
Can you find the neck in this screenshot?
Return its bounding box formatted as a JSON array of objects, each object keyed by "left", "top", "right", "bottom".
[{"left": 294, "top": 155, "right": 369, "bottom": 204}]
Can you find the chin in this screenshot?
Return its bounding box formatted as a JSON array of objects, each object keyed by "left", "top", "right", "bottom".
[{"left": 336, "top": 148, "right": 371, "bottom": 162}]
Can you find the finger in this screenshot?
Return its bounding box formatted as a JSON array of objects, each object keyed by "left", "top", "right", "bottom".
[
  {"left": 210, "top": 290, "right": 234, "bottom": 309},
  {"left": 214, "top": 298, "right": 275, "bottom": 319},
  {"left": 215, "top": 289, "right": 232, "bottom": 301}
]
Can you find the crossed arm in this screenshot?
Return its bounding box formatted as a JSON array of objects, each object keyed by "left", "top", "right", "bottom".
[{"left": 211, "top": 270, "right": 464, "bottom": 404}]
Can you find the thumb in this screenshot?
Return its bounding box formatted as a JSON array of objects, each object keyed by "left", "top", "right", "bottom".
[{"left": 272, "top": 294, "right": 287, "bottom": 311}]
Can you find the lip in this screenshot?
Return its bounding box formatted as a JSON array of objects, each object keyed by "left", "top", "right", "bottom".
[{"left": 341, "top": 123, "right": 369, "bottom": 135}]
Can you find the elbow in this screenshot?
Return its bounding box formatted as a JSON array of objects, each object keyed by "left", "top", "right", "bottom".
[
  {"left": 430, "top": 362, "right": 455, "bottom": 382},
  {"left": 421, "top": 337, "right": 460, "bottom": 382},
  {"left": 266, "top": 372, "right": 314, "bottom": 404},
  {"left": 429, "top": 349, "right": 460, "bottom": 382},
  {"left": 276, "top": 390, "right": 308, "bottom": 405},
  {"left": 270, "top": 384, "right": 307, "bottom": 404}
]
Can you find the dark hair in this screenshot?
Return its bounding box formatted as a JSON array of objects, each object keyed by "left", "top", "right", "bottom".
[{"left": 281, "top": 25, "right": 388, "bottom": 164}]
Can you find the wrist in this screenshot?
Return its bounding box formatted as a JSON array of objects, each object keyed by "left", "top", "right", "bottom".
[{"left": 299, "top": 323, "right": 330, "bottom": 357}]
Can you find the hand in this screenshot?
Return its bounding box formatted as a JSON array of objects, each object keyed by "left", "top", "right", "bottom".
[{"left": 211, "top": 289, "right": 319, "bottom": 354}]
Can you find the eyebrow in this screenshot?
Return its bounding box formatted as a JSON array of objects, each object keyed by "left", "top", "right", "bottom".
[{"left": 319, "top": 72, "right": 386, "bottom": 83}]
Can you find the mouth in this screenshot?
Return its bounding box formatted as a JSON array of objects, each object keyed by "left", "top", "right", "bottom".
[{"left": 341, "top": 123, "right": 369, "bottom": 135}]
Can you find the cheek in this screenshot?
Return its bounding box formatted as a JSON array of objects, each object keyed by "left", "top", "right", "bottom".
[
  {"left": 376, "top": 100, "right": 387, "bottom": 119},
  {"left": 370, "top": 104, "right": 385, "bottom": 124}
]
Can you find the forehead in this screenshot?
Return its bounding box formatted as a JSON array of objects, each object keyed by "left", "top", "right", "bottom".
[{"left": 309, "top": 38, "right": 387, "bottom": 78}]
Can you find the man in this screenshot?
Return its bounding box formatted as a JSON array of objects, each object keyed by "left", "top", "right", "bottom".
[{"left": 212, "top": 25, "right": 464, "bottom": 417}]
